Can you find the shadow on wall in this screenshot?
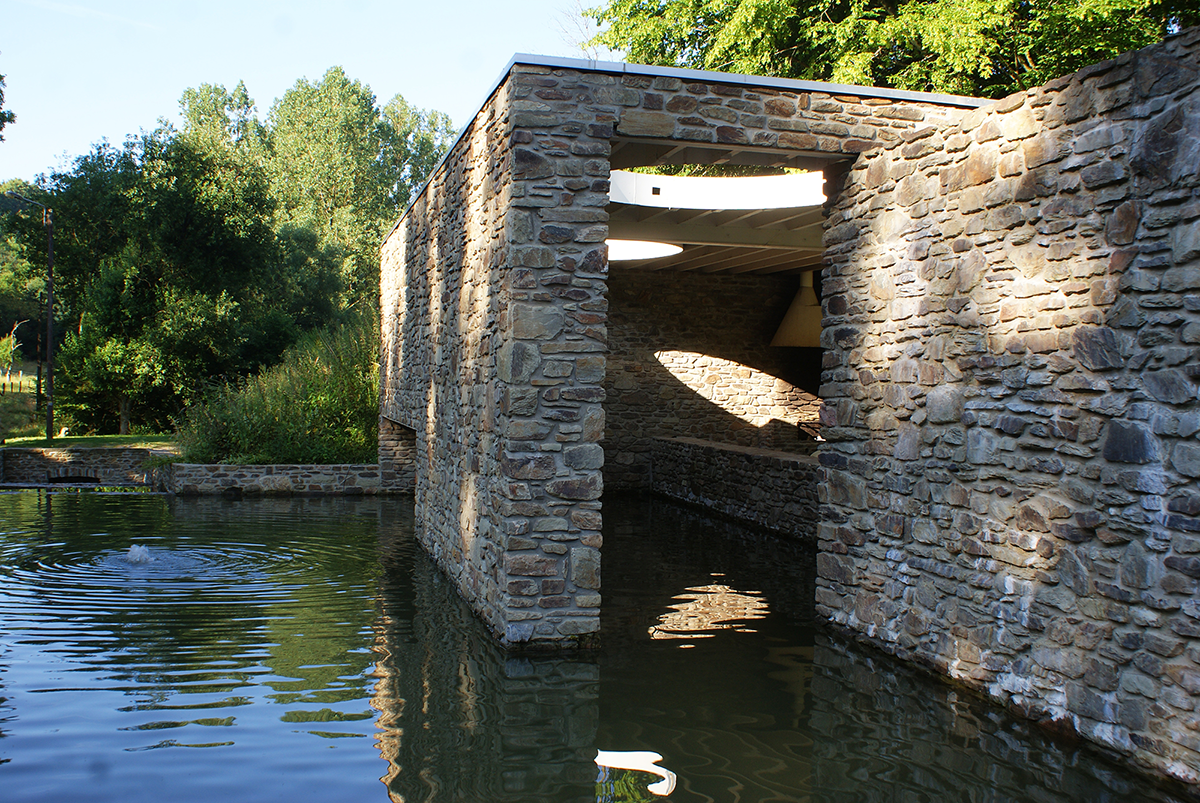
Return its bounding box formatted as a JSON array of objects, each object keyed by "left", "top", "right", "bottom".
[{"left": 604, "top": 269, "right": 824, "bottom": 488}]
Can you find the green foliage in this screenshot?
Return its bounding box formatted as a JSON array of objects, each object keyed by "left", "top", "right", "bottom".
[
  {"left": 0, "top": 72, "right": 14, "bottom": 141},
  {"left": 5, "top": 68, "right": 451, "bottom": 436},
  {"left": 266, "top": 69, "right": 454, "bottom": 309},
  {"left": 176, "top": 316, "right": 379, "bottom": 465},
  {"left": 0, "top": 178, "right": 46, "bottom": 361},
  {"left": 588, "top": 0, "right": 1200, "bottom": 97}
]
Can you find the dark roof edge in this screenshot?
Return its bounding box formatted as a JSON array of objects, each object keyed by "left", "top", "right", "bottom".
[
  {"left": 383, "top": 53, "right": 991, "bottom": 245},
  {"left": 506, "top": 53, "right": 992, "bottom": 109}
]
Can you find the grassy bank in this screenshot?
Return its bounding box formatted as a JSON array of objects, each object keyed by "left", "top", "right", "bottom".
[
  {"left": 0, "top": 362, "right": 45, "bottom": 442},
  {"left": 4, "top": 434, "right": 177, "bottom": 450}
]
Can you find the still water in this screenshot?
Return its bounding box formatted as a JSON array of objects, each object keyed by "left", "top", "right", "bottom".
[{"left": 0, "top": 491, "right": 1181, "bottom": 802}]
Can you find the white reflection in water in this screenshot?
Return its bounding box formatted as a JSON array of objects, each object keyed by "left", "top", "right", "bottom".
[
  {"left": 649, "top": 573, "right": 769, "bottom": 642},
  {"left": 595, "top": 749, "right": 677, "bottom": 796}
]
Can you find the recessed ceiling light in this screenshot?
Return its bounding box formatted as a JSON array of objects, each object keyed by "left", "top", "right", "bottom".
[{"left": 607, "top": 239, "right": 683, "bottom": 261}]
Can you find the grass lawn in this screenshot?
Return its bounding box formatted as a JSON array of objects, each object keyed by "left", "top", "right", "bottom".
[
  {"left": 0, "top": 363, "right": 44, "bottom": 442},
  {"left": 0, "top": 362, "right": 177, "bottom": 450},
  {"left": 5, "top": 434, "right": 178, "bottom": 450}
]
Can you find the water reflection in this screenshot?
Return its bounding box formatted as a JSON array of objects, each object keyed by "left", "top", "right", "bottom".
[
  {"left": 0, "top": 492, "right": 1188, "bottom": 803},
  {"left": 369, "top": 504, "right": 598, "bottom": 801},
  {"left": 649, "top": 579, "right": 770, "bottom": 642}
]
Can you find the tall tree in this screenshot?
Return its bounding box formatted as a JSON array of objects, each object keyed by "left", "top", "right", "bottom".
[
  {"left": 588, "top": 0, "right": 1200, "bottom": 97},
  {"left": 0, "top": 72, "right": 14, "bottom": 141},
  {"left": 267, "top": 68, "right": 392, "bottom": 308},
  {"left": 382, "top": 95, "right": 456, "bottom": 211},
  {"left": 267, "top": 69, "right": 455, "bottom": 309}
]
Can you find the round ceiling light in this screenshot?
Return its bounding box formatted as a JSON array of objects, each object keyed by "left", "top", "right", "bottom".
[{"left": 607, "top": 239, "right": 683, "bottom": 262}]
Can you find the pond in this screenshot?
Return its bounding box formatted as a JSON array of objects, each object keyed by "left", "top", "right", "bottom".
[{"left": 0, "top": 491, "right": 1183, "bottom": 802}]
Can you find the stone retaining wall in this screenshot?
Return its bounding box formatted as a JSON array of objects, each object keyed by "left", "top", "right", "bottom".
[
  {"left": 818, "top": 28, "right": 1200, "bottom": 786},
  {"left": 652, "top": 437, "right": 819, "bottom": 538},
  {"left": 1, "top": 447, "right": 171, "bottom": 485},
  {"left": 606, "top": 271, "right": 821, "bottom": 488},
  {"left": 165, "top": 463, "right": 402, "bottom": 496}
]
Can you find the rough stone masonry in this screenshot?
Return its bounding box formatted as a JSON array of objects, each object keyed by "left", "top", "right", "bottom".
[
  {"left": 381, "top": 31, "right": 1200, "bottom": 789},
  {"left": 381, "top": 54, "right": 973, "bottom": 651},
  {"left": 818, "top": 28, "right": 1200, "bottom": 787}
]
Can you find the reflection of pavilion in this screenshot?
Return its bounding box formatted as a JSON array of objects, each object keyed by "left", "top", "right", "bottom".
[{"left": 366, "top": 512, "right": 600, "bottom": 802}]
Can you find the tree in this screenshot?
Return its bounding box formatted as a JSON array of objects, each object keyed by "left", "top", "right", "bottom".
[
  {"left": 267, "top": 68, "right": 392, "bottom": 309},
  {"left": 381, "top": 95, "right": 456, "bottom": 211},
  {"left": 0, "top": 72, "right": 14, "bottom": 141},
  {"left": 267, "top": 69, "right": 456, "bottom": 310},
  {"left": 0, "top": 179, "right": 44, "bottom": 359},
  {"left": 587, "top": 0, "right": 1200, "bottom": 98},
  {"left": 37, "top": 128, "right": 293, "bottom": 432},
  {"left": 8, "top": 69, "right": 454, "bottom": 434}
]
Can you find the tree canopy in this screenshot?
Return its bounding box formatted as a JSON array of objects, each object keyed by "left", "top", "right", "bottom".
[
  {"left": 587, "top": 0, "right": 1200, "bottom": 98},
  {"left": 1, "top": 69, "right": 452, "bottom": 434},
  {"left": 0, "top": 72, "right": 14, "bottom": 141}
]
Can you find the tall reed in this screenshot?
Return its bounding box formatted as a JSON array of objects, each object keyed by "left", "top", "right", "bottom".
[{"left": 177, "top": 316, "right": 378, "bottom": 464}]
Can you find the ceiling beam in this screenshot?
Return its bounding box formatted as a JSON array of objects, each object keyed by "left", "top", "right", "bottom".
[{"left": 608, "top": 218, "right": 823, "bottom": 250}]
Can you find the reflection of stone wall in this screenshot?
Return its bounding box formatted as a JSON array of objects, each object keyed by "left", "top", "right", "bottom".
[
  {"left": 652, "top": 437, "right": 819, "bottom": 537},
  {"left": 818, "top": 29, "right": 1200, "bottom": 784},
  {"left": 810, "top": 634, "right": 1172, "bottom": 802},
  {"left": 371, "top": 510, "right": 598, "bottom": 801},
  {"left": 606, "top": 271, "right": 821, "bottom": 488}
]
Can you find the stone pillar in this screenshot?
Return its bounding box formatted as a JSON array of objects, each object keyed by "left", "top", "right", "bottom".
[{"left": 493, "top": 64, "right": 613, "bottom": 645}]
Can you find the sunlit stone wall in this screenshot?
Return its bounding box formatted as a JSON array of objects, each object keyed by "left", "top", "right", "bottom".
[
  {"left": 818, "top": 28, "right": 1200, "bottom": 785},
  {"left": 380, "top": 56, "right": 982, "bottom": 647},
  {"left": 380, "top": 66, "right": 610, "bottom": 647},
  {"left": 606, "top": 271, "right": 821, "bottom": 488}
]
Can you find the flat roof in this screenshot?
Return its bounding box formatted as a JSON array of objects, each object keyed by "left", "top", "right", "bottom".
[
  {"left": 386, "top": 54, "right": 990, "bottom": 240},
  {"left": 502, "top": 53, "right": 991, "bottom": 109}
]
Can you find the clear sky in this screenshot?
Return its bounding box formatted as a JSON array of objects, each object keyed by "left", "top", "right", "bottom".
[{"left": 1, "top": 0, "right": 612, "bottom": 182}]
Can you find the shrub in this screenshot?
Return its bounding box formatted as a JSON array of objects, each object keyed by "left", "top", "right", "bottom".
[{"left": 177, "top": 315, "right": 378, "bottom": 464}]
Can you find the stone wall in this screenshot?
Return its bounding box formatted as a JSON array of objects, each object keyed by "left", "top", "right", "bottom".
[
  {"left": 652, "top": 437, "right": 819, "bottom": 537},
  {"left": 1, "top": 447, "right": 171, "bottom": 485},
  {"left": 378, "top": 416, "right": 416, "bottom": 490},
  {"left": 817, "top": 28, "right": 1200, "bottom": 785},
  {"left": 380, "top": 65, "right": 612, "bottom": 648},
  {"left": 606, "top": 270, "right": 821, "bottom": 488},
  {"left": 380, "top": 56, "right": 979, "bottom": 649},
  {"left": 166, "top": 463, "right": 400, "bottom": 496}
]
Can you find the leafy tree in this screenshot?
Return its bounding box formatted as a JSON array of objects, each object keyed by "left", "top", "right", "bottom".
[
  {"left": 6, "top": 69, "right": 453, "bottom": 434},
  {"left": 0, "top": 179, "right": 44, "bottom": 358},
  {"left": 0, "top": 72, "right": 14, "bottom": 141},
  {"left": 267, "top": 68, "right": 392, "bottom": 309},
  {"left": 38, "top": 128, "right": 290, "bottom": 432},
  {"left": 267, "top": 69, "right": 456, "bottom": 309},
  {"left": 587, "top": 0, "right": 1200, "bottom": 98},
  {"left": 382, "top": 95, "right": 456, "bottom": 211}
]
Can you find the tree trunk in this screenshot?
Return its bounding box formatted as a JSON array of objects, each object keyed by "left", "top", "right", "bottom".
[{"left": 118, "top": 396, "right": 131, "bottom": 435}]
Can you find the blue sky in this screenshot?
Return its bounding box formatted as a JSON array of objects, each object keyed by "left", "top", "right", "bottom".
[{"left": 1, "top": 0, "right": 612, "bottom": 182}]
